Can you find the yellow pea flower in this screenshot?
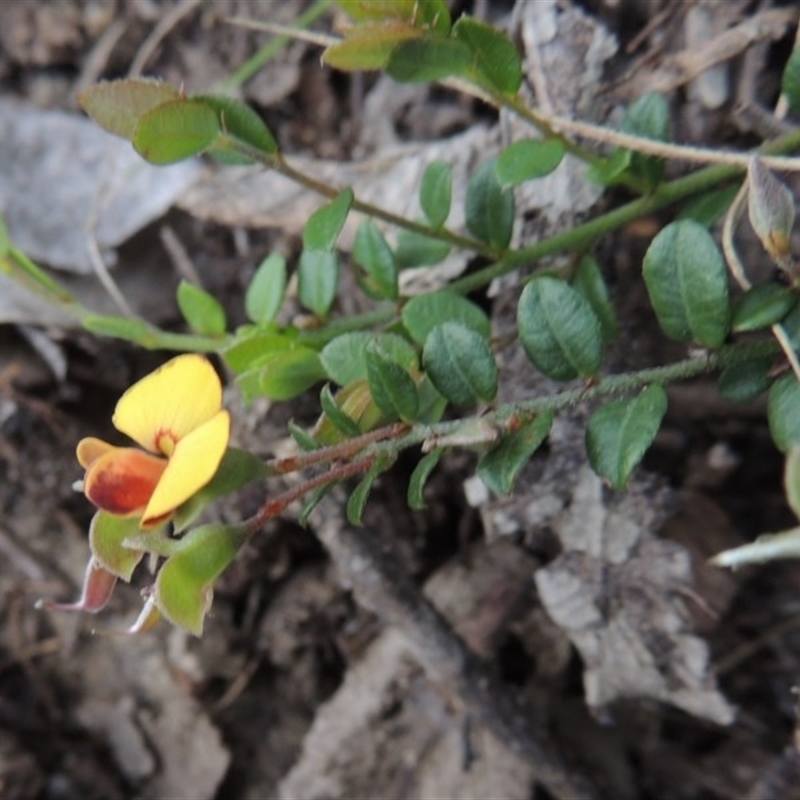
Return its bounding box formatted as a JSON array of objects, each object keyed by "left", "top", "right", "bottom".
[{"left": 76, "top": 354, "right": 230, "bottom": 526}]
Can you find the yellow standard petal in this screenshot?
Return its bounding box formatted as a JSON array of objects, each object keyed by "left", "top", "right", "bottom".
[
  {"left": 142, "top": 409, "right": 230, "bottom": 524},
  {"left": 112, "top": 354, "right": 223, "bottom": 455}
]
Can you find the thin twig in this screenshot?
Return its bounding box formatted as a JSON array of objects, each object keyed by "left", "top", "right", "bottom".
[
  {"left": 310, "top": 496, "right": 599, "bottom": 800},
  {"left": 129, "top": 0, "right": 203, "bottom": 77}
]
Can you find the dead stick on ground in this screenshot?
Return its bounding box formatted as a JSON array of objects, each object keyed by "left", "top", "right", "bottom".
[{"left": 310, "top": 495, "right": 598, "bottom": 800}]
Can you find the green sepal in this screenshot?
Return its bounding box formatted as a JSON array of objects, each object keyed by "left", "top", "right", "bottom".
[
  {"left": 173, "top": 448, "right": 268, "bottom": 532},
  {"left": 155, "top": 523, "right": 248, "bottom": 636},
  {"left": 88, "top": 512, "right": 146, "bottom": 581}
]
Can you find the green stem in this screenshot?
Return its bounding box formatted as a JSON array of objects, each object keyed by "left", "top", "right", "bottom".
[
  {"left": 367, "top": 338, "right": 780, "bottom": 456},
  {"left": 449, "top": 126, "right": 800, "bottom": 295},
  {"left": 273, "top": 155, "right": 497, "bottom": 256}
]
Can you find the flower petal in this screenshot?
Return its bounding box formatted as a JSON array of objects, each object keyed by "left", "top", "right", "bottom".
[
  {"left": 76, "top": 437, "right": 115, "bottom": 468},
  {"left": 84, "top": 447, "right": 167, "bottom": 517},
  {"left": 142, "top": 410, "right": 230, "bottom": 523},
  {"left": 112, "top": 354, "right": 223, "bottom": 455},
  {"left": 40, "top": 558, "right": 117, "bottom": 614}
]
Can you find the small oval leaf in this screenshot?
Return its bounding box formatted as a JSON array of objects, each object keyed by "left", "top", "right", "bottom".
[
  {"left": 451, "top": 15, "right": 522, "bottom": 94},
  {"left": 407, "top": 448, "right": 444, "bottom": 510},
  {"left": 194, "top": 93, "right": 278, "bottom": 158},
  {"left": 402, "top": 290, "right": 490, "bottom": 345},
  {"left": 769, "top": 374, "right": 800, "bottom": 453},
  {"left": 386, "top": 36, "right": 472, "bottom": 83},
  {"left": 353, "top": 219, "right": 397, "bottom": 299},
  {"left": 132, "top": 99, "right": 220, "bottom": 164},
  {"left": 422, "top": 322, "right": 497, "bottom": 407},
  {"left": 78, "top": 78, "right": 180, "bottom": 139},
  {"left": 394, "top": 228, "right": 451, "bottom": 268},
  {"left": 298, "top": 249, "right": 340, "bottom": 317},
  {"left": 177, "top": 280, "right": 227, "bottom": 336},
  {"left": 642, "top": 220, "right": 730, "bottom": 348},
  {"left": 781, "top": 47, "right": 800, "bottom": 115},
  {"left": 495, "top": 139, "right": 565, "bottom": 186},
  {"left": 718, "top": 359, "right": 773, "bottom": 404},
  {"left": 477, "top": 412, "right": 554, "bottom": 495},
  {"left": 365, "top": 342, "right": 419, "bottom": 421},
  {"left": 89, "top": 512, "right": 145, "bottom": 581},
  {"left": 732, "top": 283, "right": 798, "bottom": 332},
  {"left": 517, "top": 276, "right": 603, "bottom": 380},
  {"left": 303, "top": 188, "right": 354, "bottom": 251},
  {"left": 245, "top": 253, "right": 287, "bottom": 325},
  {"left": 420, "top": 160, "right": 453, "bottom": 229},
  {"left": 573, "top": 255, "right": 618, "bottom": 343},
  {"left": 585, "top": 384, "right": 667, "bottom": 489},
  {"left": 465, "top": 157, "right": 514, "bottom": 250}
]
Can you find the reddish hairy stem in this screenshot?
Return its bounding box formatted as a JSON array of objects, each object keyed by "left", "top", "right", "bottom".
[
  {"left": 245, "top": 455, "right": 377, "bottom": 535},
  {"left": 265, "top": 422, "right": 408, "bottom": 476}
]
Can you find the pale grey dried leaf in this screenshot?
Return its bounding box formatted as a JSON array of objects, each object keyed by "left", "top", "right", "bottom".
[{"left": 0, "top": 98, "right": 200, "bottom": 274}]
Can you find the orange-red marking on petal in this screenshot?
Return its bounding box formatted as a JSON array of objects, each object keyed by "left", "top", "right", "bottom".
[{"left": 84, "top": 448, "right": 167, "bottom": 517}]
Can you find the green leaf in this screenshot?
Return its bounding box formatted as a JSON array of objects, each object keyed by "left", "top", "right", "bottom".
[
  {"left": 642, "top": 220, "right": 730, "bottom": 348},
  {"left": 769, "top": 374, "right": 800, "bottom": 453},
  {"left": 407, "top": 448, "right": 444, "bottom": 510},
  {"left": 320, "top": 331, "right": 417, "bottom": 386},
  {"left": 402, "top": 289, "right": 490, "bottom": 344},
  {"left": 323, "top": 22, "right": 420, "bottom": 70},
  {"left": 586, "top": 148, "right": 632, "bottom": 187},
  {"left": 223, "top": 331, "right": 293, "bottom": 374},
  {"left": 289, "top": 420, "right": 320, "bottom": 451},
  {"left": 620, "top": 91, "right": 670, "bottom": 188},
  {"left": 176, "top": 280, "right": 226, "bottom": 336},
  {"left": 785, "top": 446, "right": 800, "bottom": 520},
  {"left": 495, "top": 139, "right": 565, "bottom": 186},
  {"left": 477, "top": 412, "right": 554, "bottom": 495},
  {"left": 0, "top": 215, "right": 9, "bottom": 258},
  {"left": 155, "top": 523, "right": 248, "bottom": 635},
  {"left": 303, "top": 188, "right": 354, "bottom": 251},
  {"left": 732, "top": 283, "right": 798, "bottom": 332},
  {"left": 365, "top": 342, "right": 419, "bottom": 421},
  {"left": 415, "top": 375, "right": 448, "bottom": 423},
  {"left": 517, "top": 276, "right": 603, "bottom": 380},
  {"left": 573, "top": 255, "right": 618, "bottom": 342},
  {"left": 237, "top": 346, "right": 325, "bottom": 402},
  {"left": 394, "top": 228, "right": 450, "bottom": 268},
  {"left": 677, "top": 185, "right": 739, "bottom": 227},
  {"left": 452, "top": 15, "right": 522, "bottom": 94},
  {"left": 781, "top": 47, "right": 800, "bottom": 115},
  {"left": 298, "top": 249, "right": 340, "bottom": 317},
  {"left": 353, "top": 219, "right": 397, "bottom": 299},
  {"left": 173, "top": 448, "right": 268, "bottom": 532},
  {"left": 132, "top": 99, "right": 221, "bottom": 164},
  {"left": 346, "top": 459, "right": 388, "bottom": 525},
  {"left": 386, "top": 36, "right": 472, "bottom": 83},
  {"left": 422, "top": 321, "right": 497, "bottom": 407},
  {"left": 586, "top": 385, "right": 668, "bottom": 489},
  {"left": 320, "top": 383, "right": 363, "bottom": 437},
  {"left": 245, "top": 253, "right": 287, "bottom": 325},
  {"left": 312, "top": 378, "right": 389, "bottom": 445},
  {"left": 78, "top": 78, "right": 179, "bottom": 139},
  {"left": 89, "top": 512, "right": 145, "bottom": 581},
  {"left": 420, "top": 160, "right": 453, "bottom": 229},
  {"left": 193, "top": 93, "right": 278, "bottom": 160},
  {"left": 465, "top": 157, "right": 514, "bottom": 250},
  {"left": 718, "top": 359, "right": 773, "bottom": 404}
]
